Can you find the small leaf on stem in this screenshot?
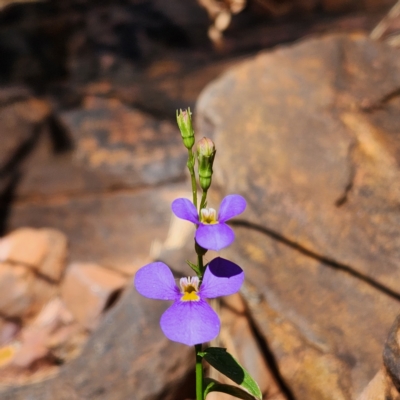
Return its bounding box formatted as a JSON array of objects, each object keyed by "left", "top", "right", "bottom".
[
  {"left": 186, "top": 260, "right": 201, "bottom": 275},
  {"left": 201, "top": 347, "right": 262, "bottom": 400},
  {"left": 204, "top": 378, "right": 258, "bottom": 400}
]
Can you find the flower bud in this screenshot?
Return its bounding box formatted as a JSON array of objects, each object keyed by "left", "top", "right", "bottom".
[
  {"left": 176, "top": 108, "right": 195, "bottom": 149},
  {"left": 197, "top": 137, "right": 216, "bottom": 191}
]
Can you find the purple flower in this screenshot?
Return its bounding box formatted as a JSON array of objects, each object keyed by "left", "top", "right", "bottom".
[
  {"left": 134, "top": 257, "right": 244, "bottom": 346},
  {"left": 171, "top": 194, "right": 246, "bottom": 251}
]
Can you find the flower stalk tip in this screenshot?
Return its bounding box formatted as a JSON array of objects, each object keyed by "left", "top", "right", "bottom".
[
  {"left": 197, "top": 137, "right": 216, "bottom": 192},
  {"left": 176, "top": 108, "right": 195, "bottom": 149}
]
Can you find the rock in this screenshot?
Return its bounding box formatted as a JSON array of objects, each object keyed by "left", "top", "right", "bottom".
[
  {"left": 0, "top": 227, "right": 67, "bottom": 281},
  {"left": 197, "top": 33, "right": 400, "bottom": 398},
  {"left": 37, "top": 228, "right": 68, "bottom": 282},
  {"left": 0, "top": 228, "right": 49, "bottom": 268},
  {"left": 0, "top": 262, "right": 35, "bottom": 318},
  {"left": 0, "top": 227, "right": 62, "bottom": 317},
  {"left": 32, "top": 297, "right": 74, "bottom": 329},
  {"left": 0, "top": 298, "right": 82, "bottom": 383},
  {"left": 198, "top": 33, "right": 400, "bottom": 294},
  {"left": 0, "top": 286, "right": 195, "bottom": 400},
  {"left": 28, "top": 276, "right": 59, "bottom": 317},
  {"left": 0, "top": 320, "right": 20, "bottom": 346},
  {"left": 320, "top": 0, "right": 393, "bottom": 12},
  {"left": 0, "top": 227, "right": 65, "bottom": 317},
  {"left": 8, "top": 184, "right": 191, "bottom": 275},
  {"left": 383, "top": 316, "right": 400, "bottom": 393},
  {"left": 235, "top": 234, "right": 399, "bottom": 399},
  {"left": 5, "top": 97, "right": 188, "bottom": 201},
  {"left": 59, "top": 96, "right": 187, "bottom": 188},
  {"left": 39, "top": 229, "right": 68, "bottom": 282},
  {"left": 9, "top": 298, "right": 83, "bottom": 370},
  {"left": 0, "top": 261, "right": 58, "bottom": 319},
  {"left": 0, "top": 97, "right": 51, "bottom": 171},
  {"left": 210, "top": 293, "right": 286, "bottom": 400},
  {"left": 357, "top": 367, "right": 400, "bottom": 400},
  {"left": 61, "top": 263, "right": 127, "bottom": 330},
  {"left": 356, "top": 314, "right": 400, "bottom": 400},
  {"left": 12, "top": 327, "right": 50, "bottom": 369}
]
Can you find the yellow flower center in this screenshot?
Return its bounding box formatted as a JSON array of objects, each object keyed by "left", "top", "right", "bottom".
[
  {"left": 200, "top": 208, "right": 218, "bottom": 224},
  {"left": 180, "top": 276, "right": 200, "bottom": 302}
]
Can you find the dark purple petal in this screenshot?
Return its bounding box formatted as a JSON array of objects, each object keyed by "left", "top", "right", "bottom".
[
  {"left": 218, "top": 194, "right": 246, "bottom": 222},
  {"left": 134, "top": 262, "right": 179, "bottom": 300},
  {"left": 160, "top": 300, "right": 220, "bottom": 346},
  {"left": 171, "top": 198, "right": 199, "bottom": 224},
  {"left": 200, "top": 257, "right": 244, "bottom": 298},
  {"left": 196, "top": 223, "right": 234, "bottom": 251}
]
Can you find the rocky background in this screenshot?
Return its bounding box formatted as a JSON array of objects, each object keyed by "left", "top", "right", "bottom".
[{"left": 0, "top": 0, "right": 400, "bottom": 399}]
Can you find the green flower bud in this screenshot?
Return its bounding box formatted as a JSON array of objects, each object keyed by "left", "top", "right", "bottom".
[
  {"left": 176, "top": 108, "right": 195, "bottom": 149},
  {"left": 197, "top": 137, "right": 216, "bottom": 191}
]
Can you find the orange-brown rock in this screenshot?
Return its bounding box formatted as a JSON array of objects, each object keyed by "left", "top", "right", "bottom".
[
  {"left": 0, "top": 261, "right": 58, "bottom": 320},
  {"left": 10, "top": 297, "right": 82, "bottom": 369},
  {"left": 0, "top": 286, "right": 194, "bottom": 400},
  {"left": 60, "top": 96, "right": 187, "bottom": 188},
  {"left": 61, "top": 263, "right": 127, "bottom": 330},
  {"left": 9, "top": 184, "right": 191, "bottom": 275},
  {"left": 208, "top": 294, "right": 286, "bottom": 400},
  {"left": 198, "top": 32, "right": 400, "bottom": 295},
  {"left": 0, "top": 97, "right": 51, "bottom": 171},
  {"left": 39, "top": 229, "right": 68, "bottom": 282},
  {"left": 197, "top": 33, "right": 400, "bottom": 398},
  {"left": 11, "top": 326, "right": 50, "bottom": 369},
  {"left": 0, "top": 320, "right": 19, "bottom": 346},
  {"left": 10, "top": 97, "right": 187, "bottom": 201},
  {"left": 0, "top": 228, "right": 49, "bottom": 268},
  {"left": 383, "top": 316, "right": 400, "bottom": 395},
  {"left": 0, "top": 263, "right": 35, "bottom": 318},
  {"left": 0, "top": 227, "right": 67, "bottom": 281},
  {"left": 28, "top": 277, "right": 59, "bottom": 317},
  {"left": 357, "top": 367, "right": 400, "bottom": 400}
]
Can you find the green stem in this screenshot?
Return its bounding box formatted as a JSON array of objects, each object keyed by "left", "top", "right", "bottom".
[
  {"left": 197, "top": 253, "right": 204, "bottom": 276},
  {"left": 199, "top": 190, "right": 207, "bottom": 211},
  {"left": 187, "top": 149, "right": 198, "bottom": 209},
  {"left": 195, "top": 344, "right": 204, "bottom": 400}
]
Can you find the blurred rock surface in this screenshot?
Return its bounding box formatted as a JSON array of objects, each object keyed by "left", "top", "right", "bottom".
[
  {"left": 0, "top": 227, "right": 67, "bottom": 281},
  {"left": 61, "top": 262, "right": 127, "bottom": 331},
  {"left": 0, "top": 286, "right": 195, "bottom": 400},
  {"left": 8, "top": 184, "right": 190, "bottom": 274}
]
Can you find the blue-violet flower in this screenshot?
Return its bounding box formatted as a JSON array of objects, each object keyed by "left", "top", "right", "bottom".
[
  {"left": 171, "top": 194, "right": 246, "bottom": 251},
  {"left": 134, "top": 257, "right": 244, "bottom": 346}
]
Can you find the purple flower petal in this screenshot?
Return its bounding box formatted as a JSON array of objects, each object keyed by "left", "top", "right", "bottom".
[
  {"left": 160, "top": 300, "right": 220, "bottom": 346},
  {"left": 218, "top": 194, "right": 246, "bottom": 222},
  {"left": 200, "top": 257, "right": 244, "bottom": 298},
  {"left": 171, "top": 198, "right": 199, "bottom": 224},
  {"left": 134, "top": 262, "right": 179, "bottom": 300},
  {"left": 196, "top": 223, "right": 234, "bottom": 251}
]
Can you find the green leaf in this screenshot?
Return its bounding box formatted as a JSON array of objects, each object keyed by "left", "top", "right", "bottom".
[
  {"left": 204, "top": 378, "right": 257, "bottom": 400},
  {"left": 186, "top": 260, "right": 200, "bottom": 275},
  {"left": 201, "top": 348, "right": 262, "bottom": 400}
]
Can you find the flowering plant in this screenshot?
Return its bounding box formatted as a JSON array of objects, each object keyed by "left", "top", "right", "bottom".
[{"left": 134, "top": 109, "right": 262, "bottom": 400}]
